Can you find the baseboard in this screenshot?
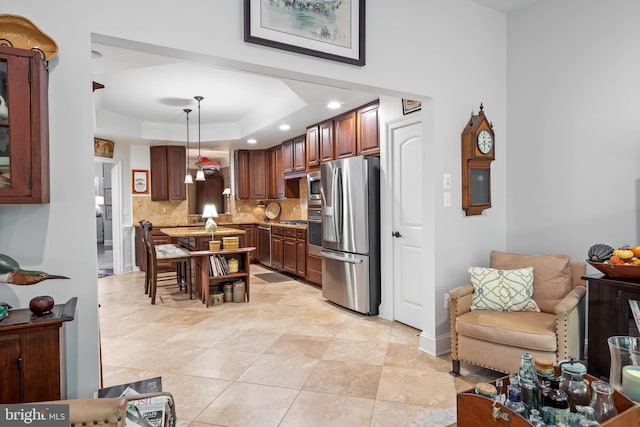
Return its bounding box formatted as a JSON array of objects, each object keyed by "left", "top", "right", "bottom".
[{"left": 418, "top": 331, "right": 452, "bottom": 356}]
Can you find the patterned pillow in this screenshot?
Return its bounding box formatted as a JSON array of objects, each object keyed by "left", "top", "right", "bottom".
[{"left": 468, "top": 266, "right": 540, "bottom": 312}]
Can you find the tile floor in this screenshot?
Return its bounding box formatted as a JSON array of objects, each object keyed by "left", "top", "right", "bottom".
[{"left": 98, "top": 264, "right": 500, "bottom": 427}]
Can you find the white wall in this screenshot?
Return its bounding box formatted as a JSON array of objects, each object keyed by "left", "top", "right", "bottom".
[
  {"left": 507, "top": 1, "right": 640, "bottom": 264},
  {"left": 0, "top": 0, "right": 509, "bottom": 397}
]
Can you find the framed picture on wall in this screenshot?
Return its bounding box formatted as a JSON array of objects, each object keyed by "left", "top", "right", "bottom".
[
  {"left": 244, "top": 0, "right": 366, "bottom": 66},
  {"left": 132, "top": 169, "right": 149, "bottom": 195},
  {"left": 105, "top": 206, "right": 112, "bottom": 220},
  {"left": 104, "top": 188, "right": 112, "bottom": 205},
  {"left": 402, "top": 99, "right": 422, "bottom": 115}
]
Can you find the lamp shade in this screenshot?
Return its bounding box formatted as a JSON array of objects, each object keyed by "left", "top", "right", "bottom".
[
  {"left": 202, "top": 204, "right": 219, "bottom": 219},
  {"left": 222, "top": 188, "right": 231, "bottom": 195},
  {"left": 195, "top": 168, "right": 205, "bottom": 181}
]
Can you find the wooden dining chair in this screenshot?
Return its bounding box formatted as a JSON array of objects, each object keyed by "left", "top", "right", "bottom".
[{"left": 140, "top": 220, "right": 192, "bottom": 304}]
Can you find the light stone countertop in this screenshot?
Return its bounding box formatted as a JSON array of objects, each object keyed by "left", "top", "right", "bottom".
[{"left": 159, "top": 226, "right": 246, "bottom": 237}]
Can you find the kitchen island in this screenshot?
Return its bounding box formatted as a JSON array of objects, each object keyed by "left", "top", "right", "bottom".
[{"left": 159, "top": 226, "right": 245, "bottom": 251}]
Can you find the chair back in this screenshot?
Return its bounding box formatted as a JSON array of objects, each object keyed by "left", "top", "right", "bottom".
[{"left": 140, "top": 220, "right": 157, "bottom": 276}]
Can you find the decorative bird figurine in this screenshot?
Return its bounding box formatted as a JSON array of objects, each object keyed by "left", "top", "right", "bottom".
[
  {"left": 0, "top": 95, "right": 8, "bottom": 121},
  {"left": 0, "top": 253, "right": 69, "bottom": 285}
]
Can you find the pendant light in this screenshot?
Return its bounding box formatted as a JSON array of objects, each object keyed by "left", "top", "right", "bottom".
[
  {"left": 183, "top": 108, "right": 193, "bottom": 184},
  {"left": 194, "top": 95, "right": 205, "bottom": 181}
]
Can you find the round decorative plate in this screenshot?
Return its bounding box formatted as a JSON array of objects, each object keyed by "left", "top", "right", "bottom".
[
  {"left": 0, "top": 15, "right": 59, "bottom": 60},
  {"left": 265, "top": 202, "right": 281, "bottom": 220},
  {"left": 588, "top": 261, "right": 640, "bottom": 279}
]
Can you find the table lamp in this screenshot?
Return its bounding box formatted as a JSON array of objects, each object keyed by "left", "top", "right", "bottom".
[
  {"left": 202, "top": 204, "right": 219, "bottom": 241},
  {"left": 222, "top": 188, "right": 231, "bottom": 214}
]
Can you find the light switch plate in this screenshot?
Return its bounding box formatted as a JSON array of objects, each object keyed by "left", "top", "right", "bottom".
[
  {"left": 443, "top": 173, "right": 451, "bottom": 189},
  {"left": 443, "top": 192, "right": 451, "bottom": 208}
]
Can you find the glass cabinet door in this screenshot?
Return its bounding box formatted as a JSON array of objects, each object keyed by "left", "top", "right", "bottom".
[{"left": 0, "top": 59, "right": 8, "bottom": 189}]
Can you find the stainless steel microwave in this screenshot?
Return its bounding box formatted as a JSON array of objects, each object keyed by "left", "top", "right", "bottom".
[{"left": 307, "top": 171, "right": 321, "bottom": 201}]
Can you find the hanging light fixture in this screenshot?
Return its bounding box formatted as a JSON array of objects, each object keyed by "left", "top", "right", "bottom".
[
  {"left": 183, "top": 108, "right": 193, "bottom": 184},
  {"left": 194, "top": 95, "right": 206, "bottom": 181}
]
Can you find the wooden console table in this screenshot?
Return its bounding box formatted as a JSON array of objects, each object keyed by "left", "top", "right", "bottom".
[
  {"left": 0, "top": 297, "right": 77, "bottom": 403},
  {"left": 190, "top": 248, "right": 255, "bottom": 307}
]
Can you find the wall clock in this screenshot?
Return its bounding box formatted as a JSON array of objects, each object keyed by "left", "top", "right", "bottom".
[{"left": 461, "top": 104, "right": 495, "bottom": 216}]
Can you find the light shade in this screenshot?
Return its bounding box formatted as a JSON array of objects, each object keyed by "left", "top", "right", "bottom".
[
  {"left": 184, "top": 173, "right": 193, "bottom": 184},
  {"left": 195, "top": 168, "right": 205, "bottom": 181},
  {"left": 222, "top": 188, "right": 231, "bottom": 195},
  {"left": 202, "top": 204, "right": 219, "bottom": 219},
  {"left": 95, "top": 195, "right": 105, "bottom": 206}
]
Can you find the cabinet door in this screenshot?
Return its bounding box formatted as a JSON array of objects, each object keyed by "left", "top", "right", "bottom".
[
  {"left": 150, "top": 146, "right": 169, "bottom": 201},
  {"left": 293, "top": 135, "right": 306, "bottom": 172},
  {"left": 282, "top": 139, "right": 294, "bottom": 173},
  {"left": 167, "top": 146, "right": 186, "bottom": 200},
  {"left": 22, "top": 327, "right": 62, "bottom": 402},
  {"left": 319, "top": 120, "right": 334, "bottom": 163},
  {"left": 334, "top": 111, "right": 357, "bottom": 159},
  {"left": 196, "top": 174, "right": 223, "bottom": 214},
  {"left": 271, "top": 235, "right": 283, "bottom": 269},
  {"left": 275, "top": 145, "right": 284, "bottom": 198},
  {"left": 306, "top": 254, "right": 322, "bottom": 286},
  {"left": 0, "top": 335, "right": 21, "bottom": 403},
  {"left": 283, "top": 236, "right": 297, "bottom": 273},
  {"left": 235, "top": 150, "right": 251, "bottom": 199},
  {"left": 249, "top": 150, "right": 267, "bottom": 199},
  {"left": 0, "top": 47, "right": 50, "bottom": 204},
  {"left": 296, "top": 238, "right": 306, "bottom": 277},
  {"left": 306, "top": 126, "right": 320, "bottom": 169},
  {"left": 357, "top": 103, "right": 380, "bottom": 156}
]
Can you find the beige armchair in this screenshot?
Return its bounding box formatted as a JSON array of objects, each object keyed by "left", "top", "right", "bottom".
[{"left": 449, "top": 250, "right": 586, "bottom": 375}]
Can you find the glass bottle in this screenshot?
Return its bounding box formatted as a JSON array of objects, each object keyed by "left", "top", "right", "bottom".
[
  {"left": 529, "top": 409, "right": 547, "bottom": 426},
  {"left": 589, "top": 381, "right": 617, "bottom": 423},
  {"left": 578, "top": 406, "right": 600, "bottom": 426},
  {"left": 505, "top": 384, "right": 527, "bottom": 418},
  {"left": 519, "top": 352, "right": 540, "bottom": 413},
  {"left": 544, "top": 376, "right": 570, "bottom": 424},
  {"left": 559, "top": 358, "right": 591, "bottom": 412}
]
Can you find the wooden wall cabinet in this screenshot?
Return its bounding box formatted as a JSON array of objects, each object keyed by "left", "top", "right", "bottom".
[
  {"left": 0, "top": 298, "right": 77, "bottom": 403},
  {"left": 283, "top": 135, "right": 306, "bottom": 176},
  {"left": 195, "top": 173, "right": 224, "bottom": 215},
  {"left": 319, "top": 120, "right": 334, "bottom": 163},
  {"left": 235, "top": 149, "right": 267, "bottom": 200},
  {"left": 306, "top": 126, "right": 320, "bottom": 170},
  {"left": 150, "top": 146, "right": 186, "bottom": 201},
  {"left": 334, "top": 111, "right": 357, "bottom": 159},
  {"left": 0, "top": 46, "right": 50, "bottom": 204},
  {"left": 267, "top": 145, "right": 284, "bottom": 199},
  {"left": 235, "top": 150, "right": 251, "bottom": 199},
  {"left": 357, "top": 102, "right": 380, "bottom": 156}
]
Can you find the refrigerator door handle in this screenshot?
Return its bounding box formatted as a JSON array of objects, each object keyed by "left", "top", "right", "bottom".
[
  {"left": 333, "top": 167, "right": 342, "bottom": 242},
  {"left": 321, "top": 250, "right": 364, "bottom": 264}
]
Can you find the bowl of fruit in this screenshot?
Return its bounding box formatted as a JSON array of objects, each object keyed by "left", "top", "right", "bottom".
[{"left": 587, "top": 244, "right": 640, "bottom": 279}]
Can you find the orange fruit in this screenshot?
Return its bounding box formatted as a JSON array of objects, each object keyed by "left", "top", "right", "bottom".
[{"left": 632, "top": 246, "right": 640, "bottom": 258}]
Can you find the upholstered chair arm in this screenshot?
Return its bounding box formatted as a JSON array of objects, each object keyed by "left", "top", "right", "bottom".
[
  {"left": 555, "top": 286, "right": 587, "bottom": 361},
  {"left": 449, "top": 283, "right": 474, "bottom": 371},
  {"left": 43, "top": 398, "right": 127, "bottom": 427}
]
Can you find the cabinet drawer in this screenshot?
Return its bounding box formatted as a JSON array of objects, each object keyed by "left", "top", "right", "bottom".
[
  {"left": 296, "top": 229, "right": 306, "bottom": 239},
  {"left": 272, "top": 226, "right": 283, "bottom": 236},
  {"left": 284, "top": 228, "right": 297, "bottom": 238}
]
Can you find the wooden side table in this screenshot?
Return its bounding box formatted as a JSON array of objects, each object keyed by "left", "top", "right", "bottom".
[{"left": 0, "top": 297, "right": 77, "bottom": 403}]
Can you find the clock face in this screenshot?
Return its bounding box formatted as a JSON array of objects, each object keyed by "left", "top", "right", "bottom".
[{"left": 477, "top": 129, "right": 493, "bottom": 155}]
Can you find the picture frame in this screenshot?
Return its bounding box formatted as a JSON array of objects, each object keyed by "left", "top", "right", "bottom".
[
  {"left": 402, "top": 99, "right": 422, "bottom": 115},
  {"left": 132, "top": 169, "right": 149, "bottom": 195},
  {"left": 105, "top": 206, "right": 112, "bottom": 220},
  {"left": 244, "top": 0, "right": 365, "bottom": 66},
  {"left": 104, "top": 188, "right": 112, "bottom": 205}
]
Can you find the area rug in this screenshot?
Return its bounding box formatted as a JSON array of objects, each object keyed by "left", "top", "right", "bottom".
[
  {"left": 401, "top": 406, "right": 456, "bottom": 427},
  {"left": 254, "top": 272, "right": 294, "bottom": 283}
]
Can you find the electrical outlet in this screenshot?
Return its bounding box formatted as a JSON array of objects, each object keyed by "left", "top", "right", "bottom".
[
  {"left": 443, "top": 192, "right": 452, "bottom": 208},
  {"left": 444, "top": 293, "right": 450, "bottom": 310},
  {"left": 443, "top": 173, "right": 451, "bottom": 189}
]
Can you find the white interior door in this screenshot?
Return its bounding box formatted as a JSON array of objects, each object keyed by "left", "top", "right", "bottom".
[{"left": 391, "top": 119, "right": 424, "bottom": 329}]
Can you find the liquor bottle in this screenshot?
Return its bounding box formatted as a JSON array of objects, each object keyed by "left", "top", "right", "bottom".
[
  {"left": 519, "top": 352, "right": 540, "bottom": 413},
  {"left": 544, "top": 376, "right": 570, "bottom": 424}
]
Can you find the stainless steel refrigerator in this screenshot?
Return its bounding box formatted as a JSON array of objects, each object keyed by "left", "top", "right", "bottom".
[{"left": 321, "top": 156, "right": 380, "bottom": 315}]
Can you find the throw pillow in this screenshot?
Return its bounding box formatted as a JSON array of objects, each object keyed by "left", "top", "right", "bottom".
[{"left": 469, "top": 266, "right": 541, "bottom": 312}]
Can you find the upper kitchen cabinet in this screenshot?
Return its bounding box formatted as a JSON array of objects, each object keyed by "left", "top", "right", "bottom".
[
  {"left": 195, "top": 173, "right": 223, "bottom": 215},
  {"left": 267, "top": 145, "right": 284, "bottom": 199},
  {"left": 306, "top": 126, "right": 320, "bottom": 170},
  {"left": 306, "top": 120, "right": 333, "bottom": 171},
  {"left": 150, "top": 145, "right": 186, "bottom": 201},
  {"left": 319, "top": 120, "right": 334, "bottom": 163},
  {"left": 0, "top": 46, "right": 50, "bottom": 204},
  {"left": 235, "top": 149, "right": 267, "bottom": 200},
  {"left": 334, "top": 111, "right": 357, "bottom": 159},
  {"left": 357, "top": 102, "right": 380, "bottom": 156},
  {"left": 283, "top": 135, "right": 306, "bottom": 177}
]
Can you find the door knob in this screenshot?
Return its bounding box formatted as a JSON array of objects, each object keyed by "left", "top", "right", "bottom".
[{"left": 392, "top": 231, "right": 402, "bottom": 238}]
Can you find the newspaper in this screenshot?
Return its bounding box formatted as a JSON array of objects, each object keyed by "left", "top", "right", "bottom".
[{"left": 98, "top": 377, "right": 171, "bottom": 427}]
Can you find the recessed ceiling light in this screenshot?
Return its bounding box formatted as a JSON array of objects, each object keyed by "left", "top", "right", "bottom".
[
  {"left": 279, "top": 124, "right": 290, "bottom": 131},
  {"left": 327, "top": 101, "right": 341, "bottom": 109},
  {"left": 247, "top": 138, "right": 257, "bottom": 144}
]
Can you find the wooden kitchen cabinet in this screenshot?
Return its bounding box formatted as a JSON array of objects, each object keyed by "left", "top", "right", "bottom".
[
  {"left": 226, "top": 223, "right": 257, "bottom": 262},
  {"left": 282, "top": 139, "right": 294, "bottom": 174},
  {"left": 306, "top": 126, "right": 320, "bottom": 170},
  {"left": 306, "top": 254, "right": 322, "bottom": 286},
  {"left": 271, "top": 226, "right": 284, "bottom": 269},
  {"left": 235, "top": 149, "right": 267, "bottom": 200},
  {"left": 0, "top": 297, "right": 77, "bottom": 403},
  {"left": 235, "top": 150, "right": 251, "bottom": 199},
  {"left": 357, "top": 102, "right": 380, "bottom": 156},
  {"left": 195, "top": 173, "right": 224, "bottom": 215},
  {"left": 334, "top": 111, "right": 357, "bottom": 159},
  {"left": 150, "top": 146, "right": 186, "bottom": 201},
  {"left": 282, "top": 135, "right": 306, "bottom": 176},
  {"left": 267, "top": 145, "right": 284, "bottom": 199},
  {"left": 319, "top": 120, "right": 334, "bottom": 163},
  {"left": 296, "top": 229, "right": 307, "bottom": 277},
  {"left": 0, "top": 46, "right": 50, "bottom": 204},
  {"left": 283, "top": 228, "right": 298, "bottom": 274}
]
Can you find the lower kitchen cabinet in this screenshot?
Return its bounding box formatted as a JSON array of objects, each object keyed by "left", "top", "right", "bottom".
[
  {"left": 283, "top": 228, "right": 298, "bottom": 274},
  {"left": 270, "top": 226, "right": 307, "bottom": 278},
  {"left": 306, "top": 254, "right": 322, "bottom": 286},
  {"left": 271, "top": 226, "right": 284, "bottom": 270}
]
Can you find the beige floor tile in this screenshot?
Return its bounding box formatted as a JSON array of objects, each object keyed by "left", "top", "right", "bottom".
[
  {"left": 322, "top": 337, "right": 388, "bottom": 365},
  {"left": 376, "top": 365, "right": 457, "bottom": 408},
  {"left": 384, "top": 342, "right": 451, "bottom": 372},
  {"left": 172, "top": 348, "right": 260, "bottom": 381},
  {"left": 303, "top": 359, "right": 382, "bottom": 399},
  {"left": 264, "top": 333, "right": 332, "bottom": 358},
  {"left": 369, "top": 400, "right": 442, "bottom": 427},
  {"left": 195, "top": 382, "right": 299, "bottom": 427},
  {"left": 209, "top": 328, "right": 282, "bottom": 353},
  {"left": 279, "top": 390, "right": 375, "bottom": 427},
  {"left": 238, "top": 353, "right": 318, "bottom": 388},
  {"left": 161, "top": 373, "right": 232, "bottom": 422}
]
